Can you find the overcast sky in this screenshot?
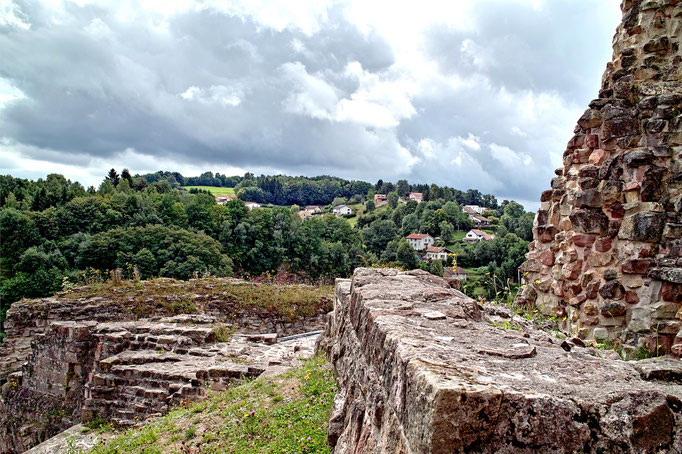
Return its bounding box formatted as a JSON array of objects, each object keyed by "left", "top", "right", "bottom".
[{"left": 0, "top": 0, "right": 621, "bottom": 207}]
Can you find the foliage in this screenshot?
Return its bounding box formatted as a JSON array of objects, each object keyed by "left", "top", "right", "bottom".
[
  {"left": 0, "top": 171, "right": 531, "bottom": 334},
  {"left": 396, "top": 238, "right": 419, "bottom": 270}
]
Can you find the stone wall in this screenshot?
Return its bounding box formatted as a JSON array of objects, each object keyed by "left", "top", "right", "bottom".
[
  {"left": 0, "top": 279, "right": 328, "bottom": 453},
  {"left": 319, "top": 268, "right": 682, "bottom": 453},
  {"left": 519, "top": 0, "right": 682, "bottom": 352}
]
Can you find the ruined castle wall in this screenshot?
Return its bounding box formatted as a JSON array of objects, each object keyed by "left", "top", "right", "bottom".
[
  {"left": 319, "top": 268, "right": 682, "bottom": 453},
  {"left": 519, "top": 0, "right": 682, "bottom": 351}
]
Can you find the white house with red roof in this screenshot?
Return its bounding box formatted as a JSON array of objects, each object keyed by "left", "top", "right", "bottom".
[
  {"left": 463, "top": 229, "right": 494, "bottom": 243},
  {"left": 463, "top": 206, "right": 490, "bottom": 226},
  {"left": 425, "top": 246, "right": 450, "bottom": 261},
  {"left": 406, "top": 233, "right": 434, "bottom": 250}
]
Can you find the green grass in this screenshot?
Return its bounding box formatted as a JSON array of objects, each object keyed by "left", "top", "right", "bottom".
[
  {"left": 181, "top": 186, "right": 236, "bottom": 197},
  {"left": 347, "top": 204, "right": 365, "bottom": 227},
  {"left": 88, "top": 355, "right": 336, "bottom": 454}
]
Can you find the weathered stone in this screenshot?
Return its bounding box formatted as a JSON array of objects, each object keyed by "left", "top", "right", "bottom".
[
  {"left": 622, "top": 258, "right": 654, "bottom": 274},
  {"left": 578, "top": 108, "right": 603, "bottom": 129},
  {"left": 574, "top": 189, "right": 604, "bottom": 208},
  {"left": 586, "top": 281, "right": 601, "bottom": 299},
  {"left": 601, "top": 117, "right": 639, "bottom": 140},
  {"left": 599, "top": 281, "right": 626, "bottom": 300},
  {"left": 588, "top": 251, "right": 613, "bottom": 267},
  {"left": 662, "top": 282, "right": 682, "bottom": 303},
  {"left": 539, "top": 250, "right": 555, "bottom": 266},
  {"left": 321, "top": 269, "right": 682, "bottom": 454},
  {"left": 648, "top": 267, "right": 682, "bottom": 284},
  {"left": 601, "top": 301, "right": 628, "bottom": 317},
  {"left": 625, "top": 290, "right": 640, "bottom": 304},
  {"left": 652, "top": 302, "right": 680, "bottom": 319},
  {"left": 594, "top": 237, "right": 613, "bottom": 252},
  {"left": 0, "top": 278, "right": 330, "bottom": 453},
  {"left": 619, "top": 211, "right": 666, "bottom": 242},
  {"left": 572, "top": 233, "right": 597, "bottom": 248},
  {"left": 570, "top": 209, "right": 609, "bottom": 234}
]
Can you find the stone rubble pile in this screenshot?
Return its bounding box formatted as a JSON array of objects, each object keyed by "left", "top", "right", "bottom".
[
  {"left": 318, "top": 268, "right": 682, "bottom": 453},
  {"left": 519, "top": 0, "right": 681, "bottom": 352}
]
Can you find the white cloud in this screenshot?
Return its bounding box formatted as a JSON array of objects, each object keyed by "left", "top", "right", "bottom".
[
  {"left": 180, "top": 85, "right": 243, "bottom": 106},
  {"left": 0, "top": 0, "right": 31, "bottom": 30}
]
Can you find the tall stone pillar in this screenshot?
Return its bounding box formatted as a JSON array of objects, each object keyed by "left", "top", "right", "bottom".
[{"left": 518, "top": 0, "right": 681, "bottom": 353}]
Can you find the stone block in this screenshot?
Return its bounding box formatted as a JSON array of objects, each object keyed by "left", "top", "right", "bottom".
[
  {"left": 570, "top": 209, "right": 609, "bottom": 234},
  {"left": 599, "top": 281, "right": 625, "bottom": 300},
  {"left": 619, "top": 212, "right": 666, "bottom": 242},
  {"left": 651, "top": 302, "right": 680, "bottom": 319}
]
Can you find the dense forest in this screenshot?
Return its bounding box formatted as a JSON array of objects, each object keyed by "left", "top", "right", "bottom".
[{"left": 0, "top": 170, "right": 534, "bottom": 333}]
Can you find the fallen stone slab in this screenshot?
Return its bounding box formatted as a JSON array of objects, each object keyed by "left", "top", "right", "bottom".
[{"left": 318, "top": 269, "right": 682, "bottom": 453}]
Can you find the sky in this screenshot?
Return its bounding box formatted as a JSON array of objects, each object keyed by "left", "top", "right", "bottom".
[{"left": 0, "top": 0, "right": 622, "bottom": 208}]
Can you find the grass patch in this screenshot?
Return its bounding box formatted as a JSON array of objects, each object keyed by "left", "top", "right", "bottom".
[
  {"left": 181, "top": 186, "right": 236, "bottom": 197},
  {"left": 213, "top": 324, "right": 234, "bottom": 342},
  {"left": 88, "top": 355, "right": 337, "bottom": 454},
  {"left": 52, "top": 278, "right": 333, "bottom": 322}
]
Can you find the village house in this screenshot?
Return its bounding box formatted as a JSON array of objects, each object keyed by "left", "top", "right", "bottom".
[
  {"left": 244, "top": 201, "right": 261, "bottom": 210},
  {"left": 215, "top": 196, "right": 229, "bottom": 205},
  {"left": 333, "top": 205, "right": 353, "bottom": 216},
  {"left": 463, "top": 206, "right": 490, "bottom": 226},
  {"left": 408, "top": 192, "right": 423, "bottom": 203},
  {"left": 405, "top": 233, "right": 435, "bottom": 251},
  {"left": 305, "top": 205, "right": 322, "bottom": 213},
  {"left": 425, "top": 246, "right": 450, "bottom": 261},
  {"left": 374, "top": 194, "right": 388, "bottom": 207},
  {"left": 298, "top": 210, "right": 313, "bottom": 221},
  {"left": 463, "top": 229, "right": 494, "bottom": 243},
  {"left": 444, "top": 266, "right": 468, "bottom": 281},
  {"left": 464, "top": 205, "right": 485, "bottom": 214}
]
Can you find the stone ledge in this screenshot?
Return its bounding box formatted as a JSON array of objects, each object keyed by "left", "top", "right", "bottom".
[{"left": 319, "top": 268, "right": 682, "bottom": 453}]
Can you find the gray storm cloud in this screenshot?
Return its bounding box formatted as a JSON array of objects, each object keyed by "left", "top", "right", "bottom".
[{"left": 0, "top": 0, "right": 621, "bottom": 206}]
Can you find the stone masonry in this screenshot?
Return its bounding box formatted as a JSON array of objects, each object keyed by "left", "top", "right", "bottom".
[
  {"left": 519, "top": 0, "right": 682, "bottom": 352},
  {"left": 0, "top": 279, "right": 328, "bottom": 453},
  {"left": 319, "top": 268, "right": 682, "bottom": 453}
]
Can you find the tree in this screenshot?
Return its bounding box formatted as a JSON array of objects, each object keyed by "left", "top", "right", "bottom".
[
  {"left": 429, "top": 260, "right": 444, "bottom": 277},
  {"left": 396, "top": 179, "right": 409, "bottom": 195},
  {"left": 387, "top": 191, "right": 399, "bottom": 209},
  {"left": 107, "top": 169, "right": 120, "bottom": 187},
  {"left": 362, "top": 219, "right": 398, "bottom": 255},
  {"left": 401, "top": 213, "right": 419, "bottom": 235},
  {"left": 396, "top": 238, "right": 418, "bottom": 270},
  {"left": 514, "top": 212, "right": 535, "bottom": 241},
  {"left": 121, "top": 168, "right": 134, "bottom": 187},
  {"left": 332, "top": 197, "right": 346, "bottom": 207},
  {"left": 365, "top": 200, "right": 375, "bottom": 213},
  {"left": 440, "top": 222, "right": 455, "bottom": 244}
]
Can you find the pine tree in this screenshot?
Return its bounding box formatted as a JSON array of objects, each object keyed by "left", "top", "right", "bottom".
[{"left": 107, "top": 168, "right": 120, "bottom": 187}]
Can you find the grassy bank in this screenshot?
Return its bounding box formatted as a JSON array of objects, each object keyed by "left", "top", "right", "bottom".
[{"left": 87, "top": 355, "right": 337, "bottom": 454}]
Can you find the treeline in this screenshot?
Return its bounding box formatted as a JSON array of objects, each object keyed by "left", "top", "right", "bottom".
[{"left": 136, "top": 171, "right": 500, "bottom": 208}]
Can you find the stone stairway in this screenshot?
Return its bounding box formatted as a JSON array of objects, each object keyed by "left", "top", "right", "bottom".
[
  {"left": 80, "top": 321, "right": 265, "bottom": 426},
  {"left": 76, "top": 319, "right": 316, "bottom": 426}
]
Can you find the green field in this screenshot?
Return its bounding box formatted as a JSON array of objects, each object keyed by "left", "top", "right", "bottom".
[{"left": 181, "top": 186, "right": 236, "bottom": 197}]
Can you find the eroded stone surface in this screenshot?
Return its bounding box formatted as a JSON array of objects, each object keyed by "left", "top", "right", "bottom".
[
  {"left": 319, "top": 269, "right": 682, "bottom": 453},
  {"left": 518, "top": 0, "right": 682, "bottom": 352}
]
